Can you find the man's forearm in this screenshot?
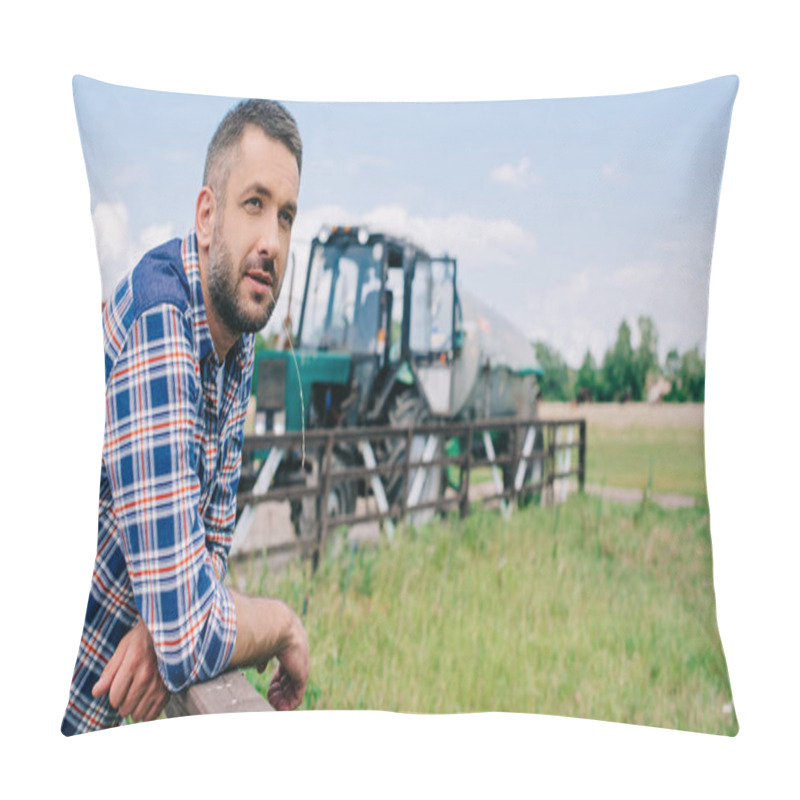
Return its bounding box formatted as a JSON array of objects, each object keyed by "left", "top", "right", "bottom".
[
  {"left": 228, "top": 590, "right": 309, "bottom": 710},
  {"left": 229, "top": 591, "right": 299, "bottom": 666}
]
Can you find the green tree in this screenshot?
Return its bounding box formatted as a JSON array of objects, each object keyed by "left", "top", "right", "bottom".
[
  {"left": 663, "top": 348, "right": 682, "bottom": 401},
  {"left": 680, "top": 347, "right": 706, "bottom": 401},
  {"left": 601, "top": 320, "right": 639, "bottom": 401},
  {"left": 663, "top": 346, "right": 705, "bottom": 402},
  {"left": 664, "top": 348, "right": 681, "bottom": 384},
  {"left": 533, "top": 341, "right": 572, "bottom": 401},
  {"left": 574, "top": 349, "right": 598, "bottom": 401}
]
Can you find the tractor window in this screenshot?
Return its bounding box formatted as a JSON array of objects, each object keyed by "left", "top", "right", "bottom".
[
  {"left": 430, "top": 259, "right": 455, "bottom": 351},
  {"left": 352, "top": 266, "right": 382, "bottom": 353},
  {"left": 409, "top": 258, "right": 433, "bottom": 353},
  {"left": 409, "top": 257, "right": 455, "bottom": 355},
  {"left": 300, "top": 246, "right": 333, "bottom": 347},
  {"left": 328, "top": 255, "right": 359, "bottom": 347},
  {"left": 300, "top": 240, "right": 383, "bottom": 354},
  {"left": 386, "top": 266, "right": 405, "bottom": 362}
]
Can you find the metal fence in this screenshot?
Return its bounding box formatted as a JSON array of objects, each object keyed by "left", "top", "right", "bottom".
[{"left": 234, "top": 416, "right": 586, "bottom": 566}]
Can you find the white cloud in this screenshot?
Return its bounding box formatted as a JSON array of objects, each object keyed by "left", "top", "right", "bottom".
[
  {"left": 361, "top": 205, "right": 537, "bottom": 266},
  {"left": 290, "top": 203, "right": 537, "bottom": 271},
  {"left": 265, "top": 202, "right": 539, "bottom": 340},
  {"left": 140, "top": 222, "right": 175, "bottom": 254},
  {"left": 292, "top": 204, "right": 352, "bottom": 247},
  {"left": 525, "top": 269, "right": 610, "bottom": 365},
  {"left": 91, "top": 202, "right": 174, "bottom": 301},
  {"left": 93, "top": 202, "right": 129, "bottom": 269},
  {"left": 490, "top": 157, "right": 539, "bottom": 188},
  {"left": 521, "top": 259, "right": 710, "bottom": 367}
]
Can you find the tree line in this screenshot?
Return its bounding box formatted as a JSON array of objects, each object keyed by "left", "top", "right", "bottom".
[{"left": 533, "top": 316, "right": 705, "bottom": 403}]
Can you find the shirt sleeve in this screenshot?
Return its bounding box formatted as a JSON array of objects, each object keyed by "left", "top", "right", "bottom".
[{"left": 103, "top": 303, "right": 238, "bottom": 692}]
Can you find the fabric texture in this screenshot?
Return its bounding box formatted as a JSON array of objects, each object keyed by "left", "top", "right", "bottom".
[{"left": 62, "top": 230, "right": 254, "bottom": 735}]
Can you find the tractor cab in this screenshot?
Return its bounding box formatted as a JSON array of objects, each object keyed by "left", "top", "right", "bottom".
[{"left": 293, "top": 225, "right": 459, "bottom": 423}]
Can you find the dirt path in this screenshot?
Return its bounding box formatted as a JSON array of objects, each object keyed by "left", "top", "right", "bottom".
[
  {"left": 584, "top": 483, "right": 696, "bottom": 509},
  {"left": 234, "top": 478, "right": 695, "bottom": 564}
]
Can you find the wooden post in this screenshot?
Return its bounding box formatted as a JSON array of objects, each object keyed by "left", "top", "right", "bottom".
[
  {"left": 578, "top": 419, "right": 587, "bottom": 493},
  {"left": 316, "top": 433, "right": 334, "bottom": 571},
  {"left": 401, "top": 425, "right": 413, "bottom": 519},
  {"left": 460, "top": 425, "right": 473, "bottom": 518},
  {"left": 547, "top": 423, "right": 556, "bottom": 507},
  {"left": 511, "top": 421, "right": 520, "bottom": 506}
]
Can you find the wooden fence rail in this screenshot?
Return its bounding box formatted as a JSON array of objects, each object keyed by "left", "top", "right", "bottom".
[
  {"left": 165, "top": 669, "right": 272, "bottom": 717},
  {"left": 234, "top": 416, "right": 586, "bottom": 564}
]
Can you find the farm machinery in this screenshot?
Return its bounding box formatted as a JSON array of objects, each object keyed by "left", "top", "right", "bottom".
[{"left": 236, "top": 225, "right": 544, "bottom": 542}]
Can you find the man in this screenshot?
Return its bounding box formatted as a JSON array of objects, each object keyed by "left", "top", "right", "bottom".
[{"left": 62, "top": 99, "right": 309, "bottom": 735}]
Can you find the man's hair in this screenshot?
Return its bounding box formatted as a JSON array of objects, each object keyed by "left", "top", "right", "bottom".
[{"left": 203, "top": 98, "right": 302, "bottom": 198}]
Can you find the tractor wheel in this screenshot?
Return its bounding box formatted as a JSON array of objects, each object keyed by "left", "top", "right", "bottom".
[
  {"left": 382, "top": 390, "right": 442, "bottom": 524},
  {"left": 292, "top": 451, "right": 356, "bottom": 543}
]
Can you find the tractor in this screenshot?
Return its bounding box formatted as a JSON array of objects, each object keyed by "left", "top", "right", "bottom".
[{"left": 239, "top": 225, "right": 543, "bottom": 539}]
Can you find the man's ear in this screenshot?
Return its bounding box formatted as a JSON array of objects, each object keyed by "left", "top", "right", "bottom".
[{"left": 196, "top": 186, "right": 216, "bottom": 249}]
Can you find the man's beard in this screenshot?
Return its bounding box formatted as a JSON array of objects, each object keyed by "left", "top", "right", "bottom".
[{"left": 207, "top": 236, "right": 278, "bottom": 336}]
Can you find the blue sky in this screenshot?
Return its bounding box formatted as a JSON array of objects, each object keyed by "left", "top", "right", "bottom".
[{"left": 73, "top": 75, "right": 737, "bottom": 367}]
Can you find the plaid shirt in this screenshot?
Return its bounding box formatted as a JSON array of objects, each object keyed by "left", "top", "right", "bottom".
[{"left": 62, "top": 231, "right": 254, "bottom": 735}]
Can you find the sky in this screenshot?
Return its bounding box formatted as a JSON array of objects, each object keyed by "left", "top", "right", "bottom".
[{"left": 73, "top": 75, "right": 737, "bottom": 368}]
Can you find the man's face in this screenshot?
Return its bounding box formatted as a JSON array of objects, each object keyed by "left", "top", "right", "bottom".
[{"left": 205, "top": 126, "right": 300, "bottom": 340}]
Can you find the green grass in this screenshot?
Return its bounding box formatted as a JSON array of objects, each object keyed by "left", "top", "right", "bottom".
[
  {"left": 586, "top": 427, "right": 707, "bottom": 497},
  {"left": 460, "top": 423, "right": 707, "bottom": 497},
  {"left": 240, "top": 494, "right": 736, "bottom": 735}
]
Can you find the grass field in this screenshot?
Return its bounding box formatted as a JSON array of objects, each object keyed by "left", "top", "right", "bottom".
[
  {"left": 459, "top": 402, "right": 707, "bottom": 497},
  {"left": 586, "top": 426, "right": 706, "bottom": 496},
  {"left": 540, "top": 401, "right": 707, "bottom": 497},
  {"left": 237, "top": 402, "right": 734, "bottom": 734},
  {"left": 240, "top": 495, "right": 735, "bottom": 735}
]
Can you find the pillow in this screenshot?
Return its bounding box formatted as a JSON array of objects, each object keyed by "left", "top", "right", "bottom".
[{"left": 65, "top": 74, "right": 738, "bottom": 736}]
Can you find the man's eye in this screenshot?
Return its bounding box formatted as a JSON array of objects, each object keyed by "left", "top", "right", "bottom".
[
  {"left": 279, "top": 210, "right": 294, "bottom": 228},
  {"left": 245, "top": 197, "right": 262, "bottom": 210}
]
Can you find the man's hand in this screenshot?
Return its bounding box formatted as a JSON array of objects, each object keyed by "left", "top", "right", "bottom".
[
  {"left": 232, "top": 593, "right": 309, "bottom": 711},
  {"left": 258, "top": 615, "right": 309, "bottom": 711},
  {"left": 92, "top": 619, "right": 170, "bottom": 723}
]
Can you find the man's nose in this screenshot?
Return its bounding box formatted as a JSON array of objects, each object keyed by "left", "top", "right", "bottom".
[{"left": 257, "top": 214, "right": 280, "bottom": 261}]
